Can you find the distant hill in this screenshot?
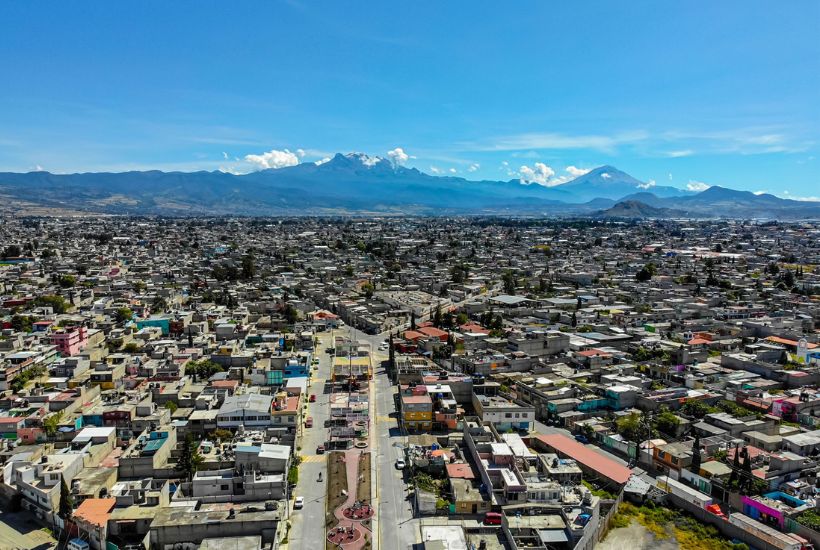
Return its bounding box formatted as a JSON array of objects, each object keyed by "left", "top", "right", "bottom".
[
  {"left": 594, "top": 200, "right": 686, "bottom": 219},
  {"left": 0, "top": 153, "right": 817, "bottom": 218}
]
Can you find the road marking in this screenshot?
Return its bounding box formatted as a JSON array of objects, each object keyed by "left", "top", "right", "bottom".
[{"left": 300, "top": 454, "right": 327, "bottom": 463}]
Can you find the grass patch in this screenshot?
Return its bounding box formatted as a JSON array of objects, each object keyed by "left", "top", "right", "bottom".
[
  {"left": 609, "top": 502, "right": 749, "bottom": 550},
  {"left": 582, "top": 479, "right": 616, "bottom": 500}
]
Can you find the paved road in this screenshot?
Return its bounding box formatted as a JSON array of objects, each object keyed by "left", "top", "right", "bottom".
[
  {"left": 289, "top": 333, "right": 333, "bottom": 550},
  {"left": 347, "top": 326, "right": 419, "bottom": 550}
]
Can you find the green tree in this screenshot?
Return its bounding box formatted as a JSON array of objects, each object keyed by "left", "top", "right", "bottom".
[
  {"left": 176, "top": 433, "right": 203, "bottom": 481},
  {"left": 43, "top": 411, "right": 64, "bottom": 439},
  {"left": 34, "top": 295, "right": 70, "bottom": 314},
  {"left": 361, "top": 281, "right": 375, "bottom": 299},
  {"left": 433, "top": 304, "right": 443, "bottom": 328},
  {"left": 122, "top": 342, "right": 141, "bottom": 353},
  {"left": 165, "top": 401, "right": 179, "bottom": 413},
  {"left": 151, "top": 296, "right": 169, "bottom": 313},
  {"left": 59, "top": 477, "right": 74, "bottom": 520},
  {"left": 185, "top": 359, "right": 224, "bottom": 381},
  {"left": 241, "top": 254, "right": 256, "bottom": 279},
  {"left": 57, "top": 274, "right": 76, "bottom": 288},
  {"left": 502, "top": 270, "right": 516, "bottom": 295},
  {"left": 655, "top": 409, "right": 680, "bottom": 436},
  {"left": 636, "top": 267, "right": 653, "bottom": 282},
  {"left": 1, "top": 244, "right": 22, "bottom": 259},
  {"left": 616, "top": 412, "right": 646, "bottom": 443},
  {"left": 283, "top": 304, "right": 298, "bottom": 324},
  {"left": 115, "top": 307, "right": 133, "bottom": 323},
  {"left": 10, "top": 314, "right": 33, "bottom": 333}
]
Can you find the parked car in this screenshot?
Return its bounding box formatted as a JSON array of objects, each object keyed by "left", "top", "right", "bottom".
[
  {"left": 574, "top": 434, "right": 589, "bottom": 444},
  {"left": 395, "top": 458, "right": 406, "bottom": 470},
  {"left": 305, "top": 416, "right": 313, "bottom": 428},
  {"left": 484, "top": 512, "right": 502, "bottom": 525},
  {"left": 294, "top": 496, "right": 304, "bottom": 509},
  {"left": 309, "top": 394, "right": 316, "bottom": 402},
  {"left": 316, "top": 444, "right": 325, "bottom": 454}
]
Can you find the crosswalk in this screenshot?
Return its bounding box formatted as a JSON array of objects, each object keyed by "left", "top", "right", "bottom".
[{"left": 300, "top": 454, "right": 327, "bottom": 464}]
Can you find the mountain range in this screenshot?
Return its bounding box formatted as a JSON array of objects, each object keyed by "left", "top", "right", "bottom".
[{"left": 0, "top": 152, "right": 817, "bottom": 219}]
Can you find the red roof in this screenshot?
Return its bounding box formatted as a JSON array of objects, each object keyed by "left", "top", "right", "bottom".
[
  {"left": 578, "top": 349, "right": 609, "bottom": 358},
  {"left": 459, "top": 323, "right": 490, "bottom": 335},
  {"left": 418, "top": 326, "right": 448, "bottom": 338},
  {"left": 535, "top": 434, "right": 631, "bottom": 485},
  {"left": 446, "top": 463, "right": 476, "bottom": 479},
  {"left": 211, "top": 380, "right": 240, "bottom": 389},
  {"left": 766, "top": 336, "right": 817, "bottom": 349},
  {"left": 688, "top": 338, "right": 711, "bottom": 345},
  {"left": 74, "top": 498, "right": 116, "bottom": 527},
  {"left": 403, "top": 330, "right": 426, "bottom": 341}
]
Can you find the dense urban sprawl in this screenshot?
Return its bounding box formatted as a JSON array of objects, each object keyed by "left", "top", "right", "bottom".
[{"left": 0, "top": 216, "right": 818, "bottom": 550}]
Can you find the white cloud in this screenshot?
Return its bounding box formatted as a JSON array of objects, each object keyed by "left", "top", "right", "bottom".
[
  {"left": 565, "top": 165, "right": 591, "bottom": 177},
  {"left": 665, "top": 149, "right": 694, "bottom": 158},
  {"left": 601, "top": 172, "right": 611, "bottom": 179},
  {"left": 668, "top": 173, "right": 673, "bottom": 181},
  {"left": 222, "top": 152, "right": 229, "bottom": 160},
  {"left": 244, "top": 148, "right": 301, "bottom": 170},
  {"left": 518, "top": 162, "right": 556, "bottom": 186},
  {"left": 686, "top": 180, "right": 711, "bottom": 192},
  {"left": 467, "top": 163, "right": 480, "bottom": 172},
  {"left": 296, "top": 149, "right": 306, "bottom": 158},
  {"left": 637, "top": 180, "right": 656, "bottom": 190},
  {"left": 387, "top": 147, "right": 410, "bottom": 165},
  {"left": 468, "top": 130, "right": 648, "bottom": 153},
  {"left": 753, "top": 190, "right": 767, "bottom": 195},
  {"left": 35, "top": 164, "right": 44, "bottom": 171},
  {"left": 449, "top": 168, "right": 457, "bottom": 174},
  {"left": 315, "top": 157, "right": 331, "bottom": 165},
  {"left": 430, "top": 166, "right": 443, "bottom": 174},
  {"left": 781, "top": 190, "right": 820, "bottom": 202}
]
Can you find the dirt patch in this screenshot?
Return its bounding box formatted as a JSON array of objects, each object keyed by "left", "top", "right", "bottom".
[
  {"left": 599, "top": 519, "right": 680, "bottom": 550},
  {"left": 357, "top": 452, "right": 371, "bottom": 505},
  {"left": 327, "top": 451, "right": 349, "bottom": 529}
]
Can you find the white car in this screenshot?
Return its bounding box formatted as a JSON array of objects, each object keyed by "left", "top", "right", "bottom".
[
  {"left": 294, "top": 496, "right": 304, "bottom": 509},
  {"left": 395, "top": 459, "right": 406, "bottom": 470}
]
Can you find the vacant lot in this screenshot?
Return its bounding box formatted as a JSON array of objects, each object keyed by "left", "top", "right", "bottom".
[{"left": 0, "top": 511, "right": 57, "bottom": 550}]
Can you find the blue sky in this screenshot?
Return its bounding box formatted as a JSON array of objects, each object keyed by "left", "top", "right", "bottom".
[{"left": 1, "top": 1, "right": 818, "bottom": 199}]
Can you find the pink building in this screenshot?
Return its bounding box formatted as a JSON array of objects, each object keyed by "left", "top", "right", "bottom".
[{"left": 50, "top": 326, "right": 88, "bottom": 357}]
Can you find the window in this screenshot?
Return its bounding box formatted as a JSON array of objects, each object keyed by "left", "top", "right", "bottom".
[
  {"left": 220, "top": 484, "right": 229, "bottom": 490},
  {"left": 505, "top": 413, "right": 512, "bottom": 418}
]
